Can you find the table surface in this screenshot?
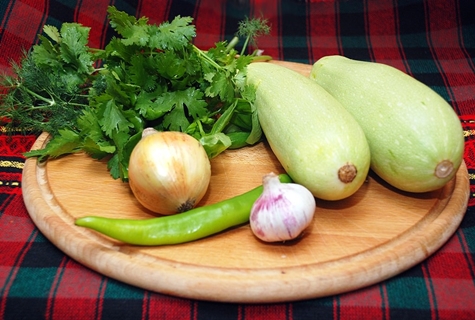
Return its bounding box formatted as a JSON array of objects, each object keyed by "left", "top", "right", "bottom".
[{"left": 1, "top": 0, "right": 475, "bottom": 319}]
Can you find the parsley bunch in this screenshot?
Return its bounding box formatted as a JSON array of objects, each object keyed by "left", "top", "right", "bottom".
[{"left": 0, "top": 6, "right": 271, "bottom": 181}]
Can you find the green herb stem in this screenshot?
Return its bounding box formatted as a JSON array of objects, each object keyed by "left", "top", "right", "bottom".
[
  {"left": 192, "top": 45, "right": 222, "bottom": 70},
  {"left": 226, "top": 37, "right": 239, "bottom": 53},
  {"left": 250, "top": 55, "right": 273, "bottom": 62},
  {"left": 21, "top": 86, "right": 56, "bottom": 107},
  {"left": 240, "top": 37, "right": 251, "bottom": 56}
]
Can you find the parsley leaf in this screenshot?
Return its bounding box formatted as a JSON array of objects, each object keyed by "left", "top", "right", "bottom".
[
  {"left": 24, "top": 129, "right": 81, "bottom": 161},
  {"left": 59, "top": 23, "right": 93, "bottom": 73},
  {"left": 150, "top": 16, "right": 195, "bottom": 51},
  {"left": 97, "top": 99, "right": 133, "bottom": 137},
  {"left": 161, "top": 88, "right": 208, "bottom": 132},
  {"left": 205, "top": 72, "right": 234, "bottom": 102},
  {"left": 107, "top": 6, "right": 149, "bottom": 40}
]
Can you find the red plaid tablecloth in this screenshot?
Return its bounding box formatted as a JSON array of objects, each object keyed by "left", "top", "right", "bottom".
[{"left": 1, "top": 0, "right": 475, "bottom": 319}]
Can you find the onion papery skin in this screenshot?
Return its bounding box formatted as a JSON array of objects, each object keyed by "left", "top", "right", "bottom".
[{"left": 128, "top": 130, "right": 211, "bottom": 215}]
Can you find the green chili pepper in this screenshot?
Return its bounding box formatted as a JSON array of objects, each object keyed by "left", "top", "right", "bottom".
[{"left": 75, "top": 173, "right": 292, "bottom": 246}]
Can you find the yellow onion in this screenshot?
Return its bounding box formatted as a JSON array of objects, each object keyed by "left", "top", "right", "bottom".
[{"left": 128, "top": 128, "right": 211, "bottom": 215}]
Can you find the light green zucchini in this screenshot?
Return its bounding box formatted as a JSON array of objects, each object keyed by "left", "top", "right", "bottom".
[
  {"left": 310, "top": 55, "right": 464, "bottom": 193},
  {"left": 247, "top": 62, "right": 371, "bottom": 200}
]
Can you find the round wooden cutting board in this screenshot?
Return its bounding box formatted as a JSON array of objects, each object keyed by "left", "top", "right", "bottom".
[{"left": 21, "top": 61, "right": 470, "bottom": 303}]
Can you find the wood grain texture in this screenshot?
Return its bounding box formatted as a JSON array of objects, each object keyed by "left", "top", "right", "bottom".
[{"left": 21, "top": 61, "right": 470, "bottom": 303}]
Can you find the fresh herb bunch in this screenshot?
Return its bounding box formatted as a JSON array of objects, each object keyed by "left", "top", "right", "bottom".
[
  {"left": 0, "top": 23, "right": 94, "bottom": 135},
  {"left": 0, "top": 6, "right": 271, "bottom": 181}
]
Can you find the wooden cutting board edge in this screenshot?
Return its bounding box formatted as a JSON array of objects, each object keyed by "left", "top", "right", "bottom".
[{"left": 22, "top": 131, "right": 470, "bottom": 303}]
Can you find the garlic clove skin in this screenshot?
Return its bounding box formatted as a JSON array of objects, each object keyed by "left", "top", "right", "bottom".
[{"left": 250, "top": 172, "right": 316, "bottom": 242}]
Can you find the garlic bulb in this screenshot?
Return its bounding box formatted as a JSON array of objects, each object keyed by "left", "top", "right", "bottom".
[
  {"left": 128, "top": 128, "right": 211, "bottom": 215},
  {"left": 250, "top": 172, "right": 316, "bottom": 242}
]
